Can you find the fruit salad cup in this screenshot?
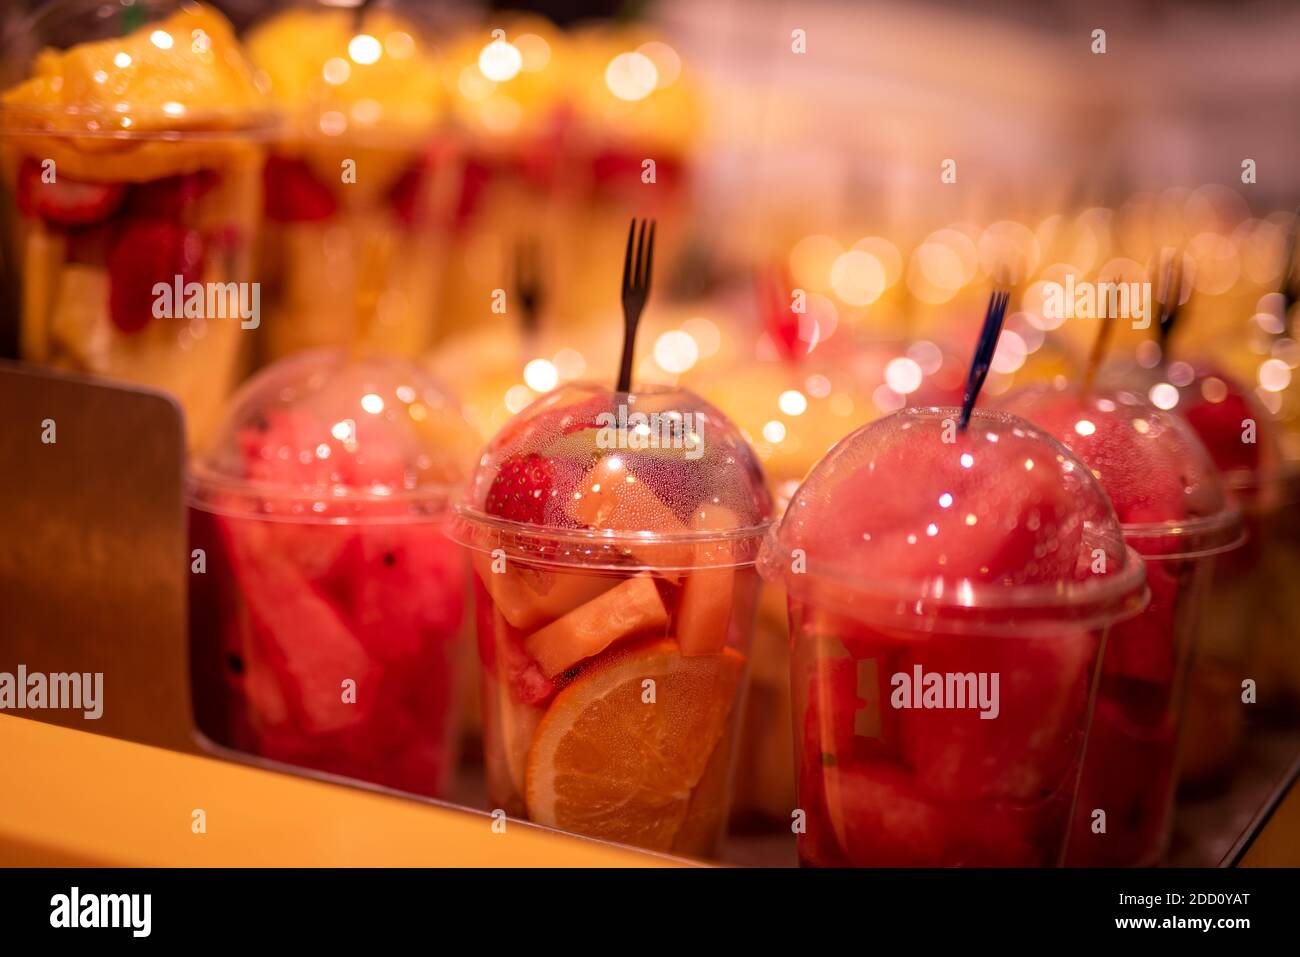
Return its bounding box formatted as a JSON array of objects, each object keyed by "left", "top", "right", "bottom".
[
  {"left": 1002, "top": 385, "right": 1243, "bottom": 866},
  {"left": 761, "top": 408, "right": 1148, "bottom": 867},
  {"left": 247, "top": 5, "right": 456, "bottom": 362},
  {"left": 1162, "top": 366, "right": 1288, "bottom": 784},
  {"left": 451, "top": 383, "right": 773, "bottom": 857},
  {"left": 1, "top": 1, "right": 270, "bottom": 445},
  {"left": 188, "top": 350, "right": 480, "bottom": 797}
]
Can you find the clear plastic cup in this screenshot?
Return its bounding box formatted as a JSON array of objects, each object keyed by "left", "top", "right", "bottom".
[
  {"left": 761, "top": 407, "right": 1148, "bottom": 867},
  {"left": 1163, "top": 365, "right": 1289, "bottom": 784},
  {"left": 1001, "top": 385, "right": 1243, "bottom": 866},
  {"left": 0, "top": 1, "right": 272, "bottom": 445},
  {"left": 245, "top": 3, "right": 457, "bottom": 363},
  {"left": 450, "top": 383, "right": 773, "bottom": 856},
  {"left": 187, "top": 350, "right": 479, "bottom": 797}
]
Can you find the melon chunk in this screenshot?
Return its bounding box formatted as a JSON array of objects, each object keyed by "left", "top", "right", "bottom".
[
  {"left": 571, "top": 455, "right": 693, "bottom": 573},
  {"left": 524, "top": 575, "right": 669, "bottom": 678},
  {"left": 472, "top": 552, "right": 615, "bottom": 631},
  {"left": 677, "top": 505, "right": 742, "bottom": 656}
]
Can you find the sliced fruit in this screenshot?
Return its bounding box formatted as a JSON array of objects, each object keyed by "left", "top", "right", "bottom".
[
  {"left": 387, "top": 159, "right": 430, "bottom": 227},
  {"left": 524, "top": 640, "right": 746, "bottom": 851},
  {"left": 524, "top": 575, "right": 669, "bottom": 679},
  {"left": 107, "top": 218, "right": 204, "bottom": 334},
  {"left": 897, "top": 628, "right": 1094, "bottom": 803},
  {"left": 1102, "top": 558, "right": 1182, "bottom": 686},
  {"left": 342, "top": 525, "right": 467, "bottom": 662},
  {"left": 482, "top": 668, "right": 546, "bottom": 807},
  {"left": 572, "top": 454, "right": 697, "bottom": 571},
  {"left": 128, "top": 170, "right": 218, "bottom": 219},
  {"left": 571, "top": 453, "right": 683, "bottom": 530},
  {"left": 676, "top": 505, "right": 741, "bottom": 656},
  {"left": 20, "top": 224, "right": 66, "bottom": 361},
  {"left": 16, "top": 157, "right": 125, "bottom": 226},
  {"left": 473, "top": 583, "right": 557, "bottom": 706},
  {"left": 240, "top": 607, "right": 291, "bottom": 731},
  {"left": 485, "top": 451, "right": 559, "bottom": 525},
  {"left": 219, "top": 516, "right": 375, "bottom": 735},
  {"left": 49, "top": 264, "right": 111, "bottom": 371},
  {"left": 471, "top": 552, "right": 615, "bottom": 632},
  {"left": 677, "top": 567, "right": 734, "bottom": 655},
  {"left": 821, "top": 761, "right": 952, "bottom": 867},
  {"left": 671, "top": 716, "right": 738, "bottom": 858},
  {"left": 263, "top": 154, "right": 337, "bottom": 223}
]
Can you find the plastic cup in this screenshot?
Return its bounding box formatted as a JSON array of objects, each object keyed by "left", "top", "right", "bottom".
[
  {"left": 761, "top": 407, "right": 1148, "bottom": 867},
  {"left": 450, "top": 383, "right": 773, "bottom": 857},
  {"left": 245, "top": 4, "right": 457, "bottom": 363},
  {"left": 1159, "top": 366, "right": 1290, "bottom": 784},
  {"left": 1002, "top": 385, "right": 1243, "bottom": 866},
  {"left": 0, "top": 1, "right": 272, "bottom": 445},
  {"left": 187, "top": 350, "right": 479, "bottom": 797}
]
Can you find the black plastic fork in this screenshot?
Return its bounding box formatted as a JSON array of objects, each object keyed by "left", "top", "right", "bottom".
[
  {"left": 513, "top": 238, "right": 543, "bottom": 337},
  {"left": 616, "top": 218, "right": 656, "bottom": 392}
]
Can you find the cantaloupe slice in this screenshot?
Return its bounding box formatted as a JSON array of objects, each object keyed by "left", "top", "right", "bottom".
[
  {"left": 524, "top": 575, "right": 669, "bottom": 679},
  {"left": 677, "top": 505, "right": 741, "bottom": 656},
  {"left": 472, "top": 552, "right": 615, "bottom": 632},
  {"left": 571, "top": 455, "right": 693, "bottom": 574}
]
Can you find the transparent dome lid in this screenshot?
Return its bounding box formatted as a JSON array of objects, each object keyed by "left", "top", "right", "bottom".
[
  {"left": 761, "top": 407, "right": 1148, "bottom": 633},
  {"left": 451, "top": 383, "right": 774, "bottom": 570},
  {"left": 1000, "top": 385, "right": 1243, "bottom": 558},
  {"left": 189, "top": 350, "right": 478, "bottom": 522},
  {"left": 1101, "top": 359, "right": 1283, "bottom": 498},
  {"left": 1, "top": 1, "right": 272, "bottom": 135}
]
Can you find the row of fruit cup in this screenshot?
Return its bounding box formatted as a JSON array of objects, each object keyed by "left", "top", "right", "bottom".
[
  {"left": 1, "top": 1, "right": 697, "bottom": 449},
  {"left": 0, "top": 0, "right": 467, "bottom": 448},
  {"left": 184, "top": 329, "right": 1258, "bottom": 869}
]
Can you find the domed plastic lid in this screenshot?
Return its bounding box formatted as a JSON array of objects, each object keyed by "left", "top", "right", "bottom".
[
  {"left": 451, "top": 383, "right": 774, "bottom": 570},
  {"left": 761, "top": 407, "right": 1148, "bottom": 634},
  {"left": 189, "top": 350, "right": 478, "bottom": 522},
  {"left": 1001, "top": 385, "right": 1243, "bottom": 559},
  {"left": 1102, "top": 360, "right": 1285, "bottom": 503},
  {"left": 2, "top": 2, "right": 272, "bottom": 135}
]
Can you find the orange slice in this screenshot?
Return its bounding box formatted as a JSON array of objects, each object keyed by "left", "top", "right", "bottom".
[{"left": 525, "top": 640, "right": 747, "bottom": 851}]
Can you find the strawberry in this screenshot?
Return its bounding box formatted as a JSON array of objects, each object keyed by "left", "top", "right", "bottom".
[
  {"left": 263, "top": 154, "right": 336, "bottom": 223},
  {"left": 15, "top": 157, "right": 125, "bottom": 226},
  {"left": 127, "top": 170, "right": 218, "bottom": 219},
  {"left": 386, "top": 160, "right": 428, "bottom": 228},
  {"left": 107, "top": 219, "right": 204, "bottom": 334},
  {"left": 485, "top": 452, "right": 557, "bottom": 525}
]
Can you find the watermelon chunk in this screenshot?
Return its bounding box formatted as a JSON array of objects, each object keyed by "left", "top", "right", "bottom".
[
  {"left": 334, "top": 524, "right": 467, "bottom": 662},
  {"left": 1102, "top": 558, "right": 1186, "bottom": 686},
  {"left": 219, "top": 515, "right": 376, "bottom": 734},
  {"left": 896, "top": 628, "right": 1095, "bottom": 803}
]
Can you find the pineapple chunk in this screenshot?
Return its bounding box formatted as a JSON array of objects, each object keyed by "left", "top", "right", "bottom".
[
  {"left": 524, "top": 575, "right": 668, "bottom": 679},
  {"left": 20, "top": 223, "right": 66, "bottom": 362}
]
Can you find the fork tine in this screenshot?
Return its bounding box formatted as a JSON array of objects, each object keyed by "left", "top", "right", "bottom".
[
  {"left": 622, "top": 218, "right": 636, "bottom": 295},
  {"left": 643, "top": 220, "right": 656, "bottom": 296},
  {"left": 636, "top": 219, "right": 648, "bottom": 289}
]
